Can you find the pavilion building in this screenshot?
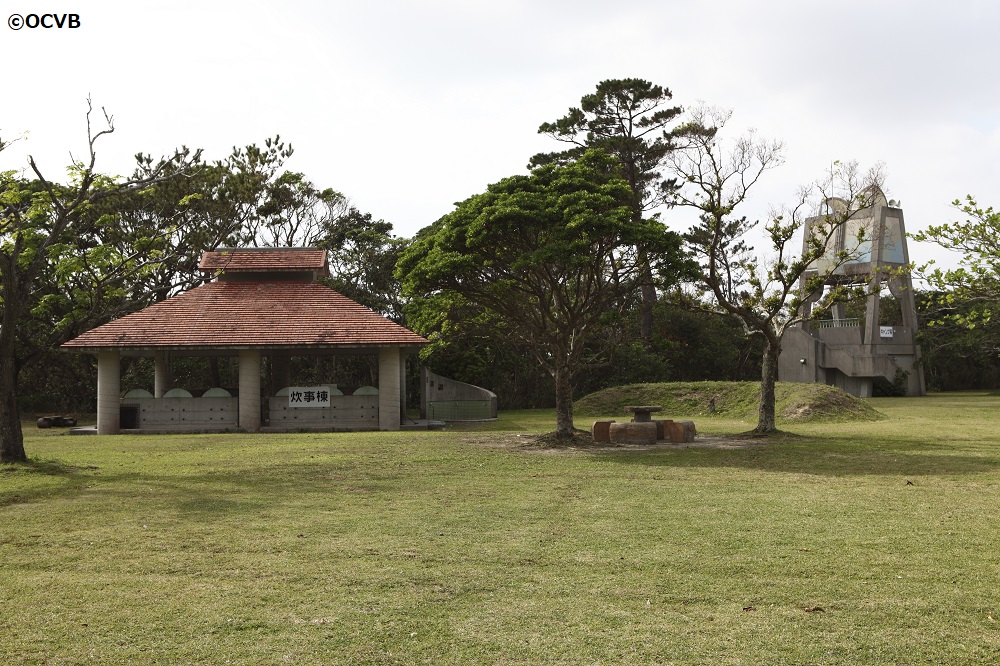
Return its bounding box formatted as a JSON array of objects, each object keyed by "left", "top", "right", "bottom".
[{"left": 62, "top": 247, "right": 429, "bottom": 434}]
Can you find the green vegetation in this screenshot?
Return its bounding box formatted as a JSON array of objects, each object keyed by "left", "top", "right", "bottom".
[
  {"left": 575, "top": 380, "right": 885, "bottom": 423},
  {"left": 4, "top": 393, "right": 1000, "bottom": 664},
  {"left": 398, "top": 149, "right": 685, "bottom": 437},
  {"left": 530, "top": 78, "right": 699, "bottom": 341}
]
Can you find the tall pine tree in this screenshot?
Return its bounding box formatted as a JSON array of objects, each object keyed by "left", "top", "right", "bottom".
[{"left": 530, "top": 78, "right": 711, "bottom": 342}]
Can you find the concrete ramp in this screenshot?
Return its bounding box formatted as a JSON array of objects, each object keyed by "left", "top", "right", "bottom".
[{"left": 420, "top": 368, "right": 498, "bottom": 421}]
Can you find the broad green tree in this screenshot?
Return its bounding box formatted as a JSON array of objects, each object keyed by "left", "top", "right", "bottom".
[
  {"left": 914, "top": 291, "right": 1000, "bottom": 391},
  {"left": 912, "top": 196, "right": 1000, "bottom": 327},
  {"left": 908, "top": 198, "right": 1000, "bottom": 391},
  {"left": 398, "top": 150, "right": 683, "bottom": 437},
  {"left": 1, "top": 102, "right": 199, "bottom": 462},
  {"left": 531, "top": 78, "right": 710, "bottom": 341}
]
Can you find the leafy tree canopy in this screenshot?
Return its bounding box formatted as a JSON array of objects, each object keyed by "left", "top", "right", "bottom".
[
  {"left": 1, "top": 103, "right": 201, "bottom": 462},
  {"left": 398, "top": 149, "right": 684, "bottom": 436},
  {"left": 912, "top": 196, "right": 1000, "bottom": 328}
]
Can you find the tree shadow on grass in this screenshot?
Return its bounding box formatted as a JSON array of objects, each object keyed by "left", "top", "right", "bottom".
[
  {"left": 0, "top": 457, "right": 103, "bottom": 507},
  {"left": 12, "top": 458, "right": 407, "bottom": 516},
  {"left": 2, "top": 458, "right": 95, "bottom": 475},
  {"left": 2, "top": 449, "right": 411, "bottom": 514},
  {"left": 585, "top": 432, "right": 1000, "bottom": 478}
]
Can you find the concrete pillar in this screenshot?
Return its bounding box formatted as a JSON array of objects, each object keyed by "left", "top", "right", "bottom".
[
  {"left": 419, "top": 366, "right": 428, "bottom": 419},
  {"left": 864, "top": 278, "right": 882, "bottom": 346},
  {"left": 378, "top": 347, "right": 401, "bottom": 431},
  {"left": 896, "top": 276, "right": 920, "bottom": 332},
  {"left": 399, "top": 352, "right": 407, "bottom": 423},
  {"left": 97, "top": 351, "right": 121, "bottom": 435},
  {"left": 271, "top": 355, "right": 290, "bottom": 394},
  {"left": 154, "top": 351, "right": 171, "bottom": 398},
  {"left": 239, "top": 350, "right": 261, "bottom": 432}
]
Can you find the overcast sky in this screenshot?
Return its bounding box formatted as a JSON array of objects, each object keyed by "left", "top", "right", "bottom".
[{"left": 3, "top": 0, "right": 998, "bottom": 268}]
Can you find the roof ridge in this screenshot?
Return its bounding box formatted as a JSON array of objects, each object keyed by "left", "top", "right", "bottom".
[{"left": 198, "top": 247, "right": 329, "bottom": 273}]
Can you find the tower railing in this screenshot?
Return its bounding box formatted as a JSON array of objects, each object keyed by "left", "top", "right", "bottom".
[{"left": 811, "top": 318, "right": 860, "bottom": 328}]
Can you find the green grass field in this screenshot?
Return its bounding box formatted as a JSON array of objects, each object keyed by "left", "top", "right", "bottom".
[{"left": 3, "top": 392, "right": 1000, "bottom": 664}]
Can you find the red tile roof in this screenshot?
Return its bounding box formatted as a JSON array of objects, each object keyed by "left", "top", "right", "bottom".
[
  {"left": 62, "top": 282, "right": 427, "bottom": 351},
  {"left": 198, "top": 248, "right": 329, "bottom": 274}
]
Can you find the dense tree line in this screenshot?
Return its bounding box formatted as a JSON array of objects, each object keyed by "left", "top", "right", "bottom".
[{"left": 6, "top": 86, "right": 1000, "bottom": 457}]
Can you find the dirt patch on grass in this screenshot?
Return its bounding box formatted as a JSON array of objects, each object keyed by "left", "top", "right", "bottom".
[{"left": 461, "top": 431, "right": 787, "bottom": 452}]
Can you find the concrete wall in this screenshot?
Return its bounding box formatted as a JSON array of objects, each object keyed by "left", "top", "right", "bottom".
[
  {"left": 268, "top": 395, "right": 378, "bottom": 430},
  {"left": 120, "top": 395, "right": 385, "bottom": 432},
  {"left": 92, "top": 344, "right": 415, "bottom": 433},
  {"left": 824, "top": 370, "right": 874, "bottom": 398},
  {"left": 779, "top": 326, "right": 925, "bottom": 397},
  {"left": 778, "top": 328, "right": 823, "bottom": 385}
]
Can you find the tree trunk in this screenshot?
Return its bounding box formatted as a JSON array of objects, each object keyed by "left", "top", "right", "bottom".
[
  {"left": 641, "top": 283, "right": 655, "bottom": 344},
  {"left": 0, "top": 265, "right": 27, "bottom": 461},
  {"left": 0, "top": 332, "right": 27, "bottom": 463},
  {"left": 755, "top": 338, "right": 780, "bottom": 434},
  {"left": 554, "top": 362, "right": 575, "bottom": 438},
  {"left": 638, "top": 247, "right": 654, "bottom": 344}
]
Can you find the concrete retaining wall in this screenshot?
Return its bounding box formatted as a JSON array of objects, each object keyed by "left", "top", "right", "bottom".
[
  {"left": 268, "top": 395, "right": 379, "bottom": 429},
  {"left": 420, "top": 368, "right": 497, "bottom": 420},
  {"left": 124, "top": 397, "right": 239, "bottom": 431}
]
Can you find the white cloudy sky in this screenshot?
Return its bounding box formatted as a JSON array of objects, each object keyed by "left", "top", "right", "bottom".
[{"left": 3, "top": 0, "right": 998, "bottom": 268}]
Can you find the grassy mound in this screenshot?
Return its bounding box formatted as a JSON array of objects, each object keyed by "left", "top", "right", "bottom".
[{"left": 574, "top": 381, "right": 885, "bottom": 423}]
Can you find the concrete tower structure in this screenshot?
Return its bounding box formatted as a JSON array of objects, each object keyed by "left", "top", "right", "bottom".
[{"left": 778, "top": 188, "right": 926, "bottom": 397}]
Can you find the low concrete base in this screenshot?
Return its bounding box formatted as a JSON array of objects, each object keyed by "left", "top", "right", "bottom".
[
  {"left": 401, "top": 420, "right": 446, "bottom": 431},
  {"left": 260, "top": 426, "right": 379, "bottom": 433},
  {"left": 121, "top": 427, "right": 244, "bottom": 435}
]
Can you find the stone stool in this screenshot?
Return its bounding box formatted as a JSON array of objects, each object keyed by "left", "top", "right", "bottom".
[
  {"left": 609, "top": 421, "right": 658, "bottom": 445},
  {"left": 653, "top": 419, "right": 673, "bottom": 440},
  {"left": 591, "top": 420, "right": 616, "bottom": 443},
  {"left": 665, "top": 420, "right": 697, "bottom": 443}
]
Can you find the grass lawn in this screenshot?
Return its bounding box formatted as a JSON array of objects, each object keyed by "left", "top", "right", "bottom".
[{"left": 2, "top": 392, "right": 1000, "bottom": 664}]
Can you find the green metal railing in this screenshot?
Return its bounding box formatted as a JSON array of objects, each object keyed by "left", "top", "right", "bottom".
[{"left": 813, "top": 318, "right": 860, "bottom": 328}]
